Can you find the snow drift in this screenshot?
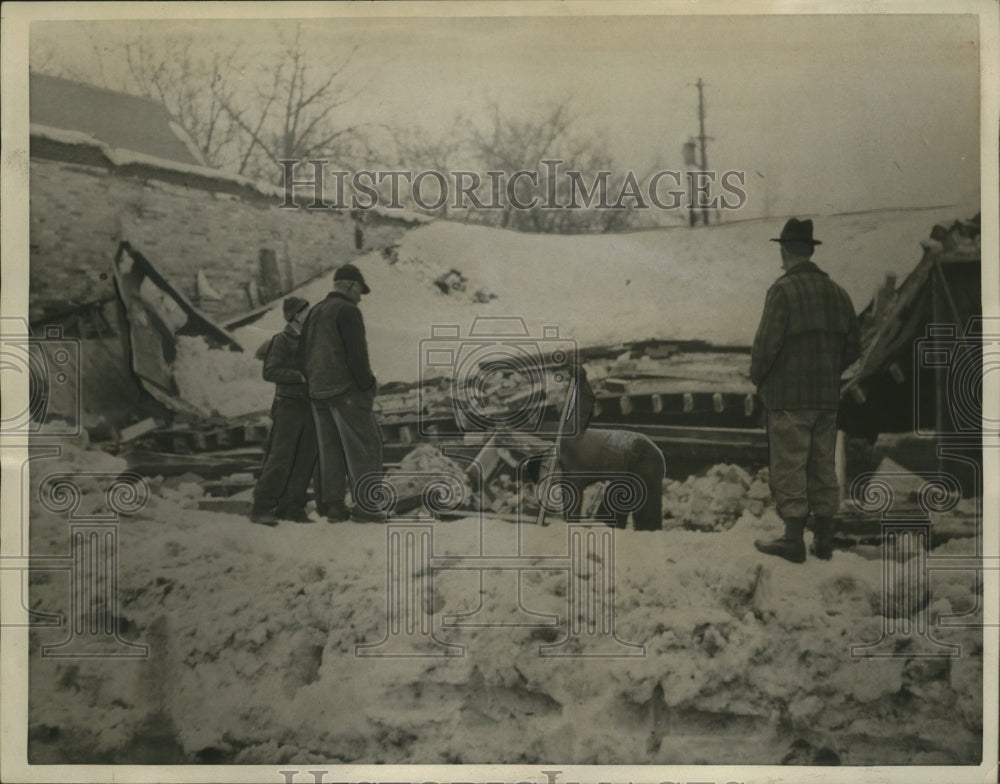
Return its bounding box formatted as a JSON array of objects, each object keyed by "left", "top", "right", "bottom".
[
  {"left": 28, "top": 439, "right": 983, "bottom": 766},
  {"left": 165, "top": 205, "right": 977, "bottom": 419}
]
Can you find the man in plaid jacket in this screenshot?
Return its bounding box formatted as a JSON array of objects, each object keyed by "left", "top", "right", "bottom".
[{"left": 750, "top": 219, "right": 861, "bottom": 563}]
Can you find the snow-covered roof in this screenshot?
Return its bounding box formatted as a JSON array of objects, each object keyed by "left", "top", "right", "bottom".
[
  {"left": 30, "top": 123, "right": 436, "bottom": 224},
  {"left": 30, "top": 72, "right": 207, "bottom": 167},
  {"left": 30, "top": 121, "right": 434, "bottom": 227}
]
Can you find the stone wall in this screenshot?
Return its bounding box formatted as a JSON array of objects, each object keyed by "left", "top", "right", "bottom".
[{"left": 28, "top": 141, "right": 420, "bottom": 325}]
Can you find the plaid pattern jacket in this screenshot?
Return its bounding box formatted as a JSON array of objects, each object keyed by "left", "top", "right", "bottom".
[{"left": 750, "top": 261, "right": 861, "bottom": 410}]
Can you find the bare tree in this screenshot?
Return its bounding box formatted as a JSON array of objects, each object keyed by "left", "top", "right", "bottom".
[
  {"left": 30, "top": 37, "right": 98, "bottom": 83},
  {"left": 391, "top": 120, "right": 469, "bottom": 217},
  {"left": 35, "top": 24, "right": 370, "bottom": 182},
  {"left": 219, "top": 24, "right": 367, "bottom": 180},
  {"left": 122, "top": 34, "right": 241, "bottom": 168},
  {"left": 460, "top": 100, "right": 650, "bottom": 234}
]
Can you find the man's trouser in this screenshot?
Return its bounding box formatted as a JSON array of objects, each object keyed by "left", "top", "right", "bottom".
[
  {"left": 253, "top": 396, "right": 317, "bottom": 511},
  {"left": 311, "top": 393, "right": 384, "bottom": 513},
  {"left": 767, "top": 408, "right": 839, "bottom": 520}
]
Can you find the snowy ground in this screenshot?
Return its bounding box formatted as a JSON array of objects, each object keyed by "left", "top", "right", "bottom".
[
  {"left": 164, "top": 204, "right": 980, "bottom": 418},
  {"left": 27, "top": 438, "right": 984, "bottom": 765},
  {"left": 25, "top": 206, "right": 985, "bottom": 765}
]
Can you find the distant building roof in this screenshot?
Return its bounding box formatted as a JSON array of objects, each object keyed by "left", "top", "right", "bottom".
[{"left": 29, "top": 71, "right": 206, "bottom": 167}]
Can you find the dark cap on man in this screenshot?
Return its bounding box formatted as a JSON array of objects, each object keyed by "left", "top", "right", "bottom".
[
  {"left": 282, "top": 296, "right": 309, "bottom": 321},
  {"left": 770, "top": 218, "right": 822, "bottom": 246},
  {"left": 333, "top": 263, "right": 371, "bottom": 294}
]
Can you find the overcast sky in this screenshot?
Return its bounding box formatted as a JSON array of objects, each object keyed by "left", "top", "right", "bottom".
[{"left": 30, "top": 11, "right": 982, "bottom": 221}]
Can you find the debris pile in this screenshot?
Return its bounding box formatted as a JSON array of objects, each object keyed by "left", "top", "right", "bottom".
[
  {"left": 155, "top": 475, "right": 207, "bottom": 509},
  {"left": 384, "top": 443, "right": 473, "bottom": 515},
  {"left": 480, "top": 472, "right": 541, "bottom": 517},
  {"left": 841, "top": 212, "right": 980, "bottom": 406},
  {"left": 926, "top": 213, "right": 981, "bottom": 257},
  {"left": 432, "top": 267, "right": 497, "bottom": 302},
  {"left": 662, "top": 464, "right": 772, "bottom": 531}
]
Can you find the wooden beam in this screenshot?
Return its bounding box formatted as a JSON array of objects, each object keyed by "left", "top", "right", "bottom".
[
  {"left": 496, "top": 447, "right": 519, "bottom": 469},
  {"left": 602, "top": 378, "right": 630, "bottom": 394},
  {"left": 119, "top": 417, "right": 159, "bottom": 443},
  {"left": 931, "top": 254, "right": 963, "bottom": 325},
  {"left": 835, "top": 429, "right": 847, "bottom": 505}
]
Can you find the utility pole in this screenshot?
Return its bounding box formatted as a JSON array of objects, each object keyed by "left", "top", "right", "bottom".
[{"left": 695, "top": 77, "right": 711, "bottom": 226}]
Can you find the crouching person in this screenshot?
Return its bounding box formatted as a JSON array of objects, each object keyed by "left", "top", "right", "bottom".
[
  {"left": 250, "top": 296, "right": 318, "bottom": 526},
  {"left": 529, "top": 428, "right": 665, "bottom": 530}
]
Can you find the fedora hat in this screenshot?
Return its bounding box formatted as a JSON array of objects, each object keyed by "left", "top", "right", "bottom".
[{"left": 770, "top": 218, "right": 822, "bottom": 246}]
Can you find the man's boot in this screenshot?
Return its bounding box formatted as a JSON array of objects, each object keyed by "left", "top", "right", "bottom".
[
  {"left": 350, "top": 507, "right": 387, "bottom": 524},
  {"left": 275, "top": 506, "right": 313, "bottom": 524},
  {"left": 754, "top": 516, "right": 807, "bottom": 563},
  {"left": 811, "top": 515, "right": 835, "bottom": 560},
  {"left": 323, "top": 503, "right": 350, "bottom": 523},
  {"left": 249, "top": 505, "right": 278, "bottom": 527}
]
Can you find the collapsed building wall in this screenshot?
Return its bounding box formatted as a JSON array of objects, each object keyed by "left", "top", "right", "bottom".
[
  {"left": 27, "top": 129, "right": 426, "bottom": 430},
  {"left": 836, "top": 216, "right": 982, "bottom": 487},
  {"left": 28, "top": 129, "right": 423, "bottom": 326}
]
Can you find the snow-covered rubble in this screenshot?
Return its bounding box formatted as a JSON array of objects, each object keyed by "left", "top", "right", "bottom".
[
  {"left": 662, "top": 465, "right": 772, "bottom": 531},
  {"left": 384, "top": 443, "right": 472, "bottom": 512},
  {"left": 27, "top": 441, "right": 984, "bottom": 765},
  {"left": 173, "top": 336, "right": 273, "bottom": 418},
  {"left": 162, "top": 205, "right": 974, "bottom": 418}
]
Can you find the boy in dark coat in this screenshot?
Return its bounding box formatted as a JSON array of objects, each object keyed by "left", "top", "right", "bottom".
[{"left": 250, "top": 296, "right": 318, "bottom": 525}]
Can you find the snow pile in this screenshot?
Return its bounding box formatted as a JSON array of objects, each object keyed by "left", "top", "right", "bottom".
[
  {"left": 156, "top": 205, "right": 976, "bottom": 420},
  {"left": 172, "top": 336, "right": 272, "bottom": 418},
  {"left": 27, "top": 443, "right": 984, "bottom": 766},
  {"left": 663, "top": 464, "right": 772, "bottom": 531}
]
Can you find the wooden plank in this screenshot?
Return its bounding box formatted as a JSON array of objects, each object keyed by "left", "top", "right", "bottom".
[
  {"left": 466, "top": 433, "right": 503, "bottom": 483},
  {"left": 602, "top": 378, "right": 630, "bottom": 394},
  {"left": 119, "top": 417, "right": 161, "bottom": 443},
  {"left": 202, "top": 475, "right": 256, "bottom": 497},
  {"left": 198, "top": 497, "right": 253, "bottom": 516},
  {"left": 602, "top": 376, "right": 754, "bottom": 396},
  {"left": 123, "top": 447, "right": 263, "bottom": 479},
  {"left": 496, "top": 447, "right": 520, "bottom": 469},
  {"left": 833, "top": 511, "right": 978, "bottom": 543},
  {"left": 619, "top": 423, "right": 768, "bottom": 445}
]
